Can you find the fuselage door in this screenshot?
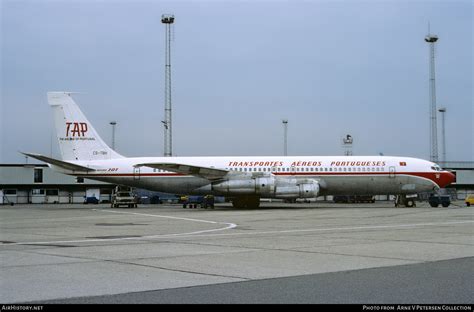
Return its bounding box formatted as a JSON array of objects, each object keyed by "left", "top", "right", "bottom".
[
  {"left": 389, "top": 166, "right": 396, "bottom": 178},
  {"left": 133, "top": 167, "right": 140, "bottom": 180}
]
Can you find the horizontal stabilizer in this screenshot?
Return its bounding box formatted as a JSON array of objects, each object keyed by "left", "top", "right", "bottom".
[
  {"left": 20, "top": 152, "right": 95, "bottom": 172},
  {"left": 135, "top": 162, "right": 228, "bottom": 181}
]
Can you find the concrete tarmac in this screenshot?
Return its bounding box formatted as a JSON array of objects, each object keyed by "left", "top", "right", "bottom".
[
  {"left": 40, "top": 257, "right": 473, "bottom": 304},
  {"left": 1, "top": 202, "right": 473, "bottom": 304}
]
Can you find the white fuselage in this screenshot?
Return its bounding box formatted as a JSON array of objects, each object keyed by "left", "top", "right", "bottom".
[{"left": 57, "top": 155, "right": 454, "bottom": 197}]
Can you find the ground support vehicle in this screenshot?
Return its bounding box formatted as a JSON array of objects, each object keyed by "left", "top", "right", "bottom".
[
  {"left": 111, "top": 186, "right": 137, "bottom": 208},
  {"left": 428, "top": 194, "right": 451, "bottom": 208}
]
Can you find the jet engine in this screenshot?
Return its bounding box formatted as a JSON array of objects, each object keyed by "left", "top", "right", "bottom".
[
  {"left": 212, "top": 177, "right": 276, "bottom": 196},
  {"left": 275, "top": 182, "right": 320, "bottom": 199},
  {"left": 212, "top": 176, "right": 320, "bottom": 199}
]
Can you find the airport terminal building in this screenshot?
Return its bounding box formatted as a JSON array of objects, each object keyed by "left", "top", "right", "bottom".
[{"left": 0, "top": 164, "right": 115, "bottom": 204}]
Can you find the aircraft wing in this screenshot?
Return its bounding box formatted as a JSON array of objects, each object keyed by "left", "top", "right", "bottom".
[
  {"left": 20, "top": 152, "right": 95, "bottom": 172},
  {"left": 135, "top": 162, "right": 229, "bottom": 181}
]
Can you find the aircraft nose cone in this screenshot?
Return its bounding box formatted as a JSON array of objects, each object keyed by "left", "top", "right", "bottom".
[
  {"left": 448, "top": 171, "right": 456, "bottom": 184},
  {"left": 441, "top": 171, "right": 456, "bottom": 187}
]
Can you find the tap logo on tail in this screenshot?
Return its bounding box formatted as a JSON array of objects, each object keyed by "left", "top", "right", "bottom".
[
  {"left": 66, "top": 122, "right": 88, "bottom": 137},
  {"left": 62, "top": 122, "right": 93, "bottom": 141}
]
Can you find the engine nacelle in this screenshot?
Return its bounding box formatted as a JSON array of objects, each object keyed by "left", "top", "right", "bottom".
[
  {"left": 275, "top": 182, "right": 320, "bottom": 198},
  {"left": 212, "top": 176, "right": 319, "bottom": 199},
  {"left": 212, "top": 176, "right": 276, "bottom": 196}
]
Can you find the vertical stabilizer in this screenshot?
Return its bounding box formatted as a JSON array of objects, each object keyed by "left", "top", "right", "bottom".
[{"left": 48, "top": 92, "right": 123, "bottom": 161}]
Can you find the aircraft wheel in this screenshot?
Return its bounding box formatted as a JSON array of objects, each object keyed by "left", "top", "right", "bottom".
[{"left": 232, "top": 196, "right": 260, "bottom": 209}]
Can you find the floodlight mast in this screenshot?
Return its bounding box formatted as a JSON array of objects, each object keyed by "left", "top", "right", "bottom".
[
  {"left": 282, "top": 119, "right": 288, "bottom": 156},
  {"left": 438, "top": 107, "right": 446, "bottom": 162},
  {"left": 425, "top": 32, "right": 439, "bottom": 163},
  {"left": 342, "top": 134, "right": 353, "bottom": 156},
  {"left": 162, "top": 14, "right": 174, "bottom": 157},
  {"left": 110, "top": 121, "right": 117, "bottom": 151}
]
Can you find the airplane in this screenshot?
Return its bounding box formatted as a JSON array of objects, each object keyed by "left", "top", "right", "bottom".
[{"left": 22, "top": 92, "right": 456, "bottom": 208}]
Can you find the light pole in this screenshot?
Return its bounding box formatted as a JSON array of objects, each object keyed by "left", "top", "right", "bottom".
[
  {"left": 342, "top": 134, "right": 353, "bottom": 156},
  {"left": 110, "top": 121, "right": 117, "bottom": 151},
  {"left": 282, "top": 119, "right": 288, "bottom": 156},
  {"left": 438, "top": 107, "right": 446, "bottom": 162},
  {"left": 425, "top": 31, "right": 439, "bottom": 163},
  {"left": 162, "top": 14, "right": 175, "bottom": 157}
]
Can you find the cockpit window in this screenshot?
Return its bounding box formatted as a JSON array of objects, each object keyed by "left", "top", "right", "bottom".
[{"left": 431, "top": 165, "right": 442, "bottom": 171}]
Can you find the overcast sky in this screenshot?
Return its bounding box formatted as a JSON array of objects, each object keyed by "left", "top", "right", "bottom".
[{"left": 1, "top": 0, "right": 472, "bottom": 163}]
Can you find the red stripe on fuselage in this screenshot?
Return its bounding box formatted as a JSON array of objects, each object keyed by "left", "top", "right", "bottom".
[
  {"left": 80, "top": 171, "right": 454, "bottom": 188},
  {"left": 84, "top": 173, "right": 185, "bottom": 177}
]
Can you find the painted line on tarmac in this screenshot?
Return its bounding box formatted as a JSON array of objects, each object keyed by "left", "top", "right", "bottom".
[
  {"left": 173, "top": 220, "right": 474, "bottom": 239},
  {"left": 95, "top": 209, "right": 238, "bottom": 236},
  {"left": 0, "top": 209, "right": 237, "bottom": 246},
  {"left": 1, "top": 218, "right": 472, "bottom": 247},
  {"left": 98, "top": 209, "right": 228, "bottom": 225}
]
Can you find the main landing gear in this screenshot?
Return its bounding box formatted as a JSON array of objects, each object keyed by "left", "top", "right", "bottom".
[{"left": 232, "top": 196, "right": 260, "bottom": 209}]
